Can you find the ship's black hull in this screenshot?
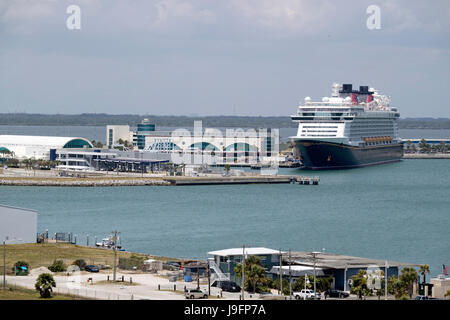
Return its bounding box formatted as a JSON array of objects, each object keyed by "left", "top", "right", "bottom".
[{"left": 295, "top": 140, "right": 404, "bottom": 170}]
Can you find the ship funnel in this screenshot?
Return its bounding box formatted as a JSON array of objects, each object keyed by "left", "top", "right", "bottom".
[
  {"left": 359, "top": 86, "right": 369, "bottom": 93},
  {"left": 342, "top": 84, "right": 353, "bottom": 93}
]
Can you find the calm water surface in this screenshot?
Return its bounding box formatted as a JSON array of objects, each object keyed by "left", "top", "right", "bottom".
[
  {"left": 0, "top": 159, "right": 449, "bottom": 276},
  {"left": 1, "top": 125, "right": 450, "bottom": 143}
]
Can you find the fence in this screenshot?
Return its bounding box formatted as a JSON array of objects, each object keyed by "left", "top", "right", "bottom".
[
  {"left": 5, "top": 279, "right": 146, "bottom": 300},
  {"left": 156, "top": 282, "right": 222, "bottom": 296}
]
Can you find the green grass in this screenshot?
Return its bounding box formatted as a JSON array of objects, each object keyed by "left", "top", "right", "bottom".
[
  {"left": 1, "top": 243, "right": 182, "bottom": 273},
  {"left": 0, "top": 285, "right": 86, "bottom": 300}
]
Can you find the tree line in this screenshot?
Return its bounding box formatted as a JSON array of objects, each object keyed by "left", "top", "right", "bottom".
[
  {"left": 1, "top": 113, "right": 450, "bottom": 129},
  {"left": 235, "top": 256, "right": 433, "bottom": 300}
]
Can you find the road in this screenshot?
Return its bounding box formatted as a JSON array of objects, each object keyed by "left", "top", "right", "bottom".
[{"left": 5, "top": 271, "right": 257, "bottom": 300}]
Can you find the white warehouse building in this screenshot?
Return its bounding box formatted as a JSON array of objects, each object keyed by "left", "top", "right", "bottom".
[
  {"left": 0, "top": 204, "right": 37, "bottom": 244},
  {"left": 0, "top": 135, "right": 93, "bottom": 160}
]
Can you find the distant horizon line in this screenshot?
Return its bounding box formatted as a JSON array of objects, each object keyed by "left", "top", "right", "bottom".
[{"left": 0, "top": 112, "right": 449, "bottom": 120}]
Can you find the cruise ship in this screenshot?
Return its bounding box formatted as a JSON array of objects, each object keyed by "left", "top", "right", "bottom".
[{"left": 291, "top": 83, "right": 403, "bottom": 169}]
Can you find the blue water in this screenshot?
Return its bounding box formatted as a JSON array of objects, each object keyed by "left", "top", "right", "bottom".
[
  {"left": 2, "top": 125, "right": 450, "bottom": 143},
  {"left": 0, "top": 159, "right": 449, "bottom": 276}
]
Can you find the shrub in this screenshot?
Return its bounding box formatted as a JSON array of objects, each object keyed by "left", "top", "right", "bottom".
[
  {"left": 72, "top": 259, "right": 87, "bottom": 270},
  {"left": 14, "top": 261, "right": 30, "bottom": 270},
  {"left": 118, "top": 255, "right": 145, "bottom": 270},
  {"left": 48, "top": 260, "right": 67, "bottom": 272}
]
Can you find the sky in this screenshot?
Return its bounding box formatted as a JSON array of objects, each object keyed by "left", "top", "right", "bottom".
[{"left": 0, "top": 0, "right": 449, "bottom": 117}]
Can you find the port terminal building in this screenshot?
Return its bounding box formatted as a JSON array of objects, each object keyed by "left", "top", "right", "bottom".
[
  {"left": 0, "top": 135, "right": 93, "bottom": 160},
  {"left": 107, "top": 119, "right": 281, "bottom": 165},
  {"left": 207, "top": 247, "right": 417, "bottom": 291},
  {"left": 55, "top": 149, "right": 170, "bottom": 172},
  {"left": 402, "top": 138, "right": 450, "bottom": 149},
  {"left": 273, "top": 251, "right": 417, "bottom": 291}
]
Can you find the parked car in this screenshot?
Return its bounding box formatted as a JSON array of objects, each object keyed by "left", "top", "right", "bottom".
[
  {"left": 185, "top": 289, "right": 208, "bottom": 299},
  {"left": 211, "top": 280, "right": 241, "bottom": 293},
  {"left": 84, "top": 265, "right": 99, "bottom": 272},
  {"left": 325, "top": 289, "right": 349, "bottom": 298},
  {"left": 164, "top": 261, "right": 181, "bottom": 271},
  {"left": 415, "top": 295, "right": 439, "bottom": 300},
  {"left": 293, "top": 289, "right": 321, "bottom": 300}
]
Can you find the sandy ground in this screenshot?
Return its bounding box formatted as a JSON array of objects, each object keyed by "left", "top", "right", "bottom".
[
  {"left": 5, "top": 270, "right": 390, "bottom": 300},
  {"left": 5, "top": 270, "right": 258, "bottom": 300}
]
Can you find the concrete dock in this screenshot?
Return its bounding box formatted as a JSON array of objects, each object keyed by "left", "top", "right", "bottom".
[
  {"left": 164, "top": 175, "right": 319, "bottom": 186},
  {"left": 0, "top": 175, "right": 319, "bottom": 186},
  {"left": 403, "top": 153, "right": 450, "bottom": 159}
]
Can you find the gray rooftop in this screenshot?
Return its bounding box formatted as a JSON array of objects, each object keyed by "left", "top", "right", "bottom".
[{"left": 286, "top": 251, "right": 418, "bottom": 269}]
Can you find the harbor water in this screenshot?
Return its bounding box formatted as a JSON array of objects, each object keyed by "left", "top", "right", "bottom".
[
  {"left": 0, "top": 159, "right": 449, "bottom": 276},
  {"left": 1, "top": 125, "right": 450, "bottom": 143}
]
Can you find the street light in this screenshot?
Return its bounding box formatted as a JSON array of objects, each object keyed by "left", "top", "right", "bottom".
[
  {"left": 112, "top": 231, "right": 120, "bottom": 282},
  {"left": 307, "top": 251, "right": 323, "bottom": 300},
  {"left": 3, "top": 237, "right": 22, "bottom": 290},
  {"left": 304, "top": 273, "right": 310, "bottom": 300},
  {"left": 227, "top": 259, "right": 231, "bottom": 281}
]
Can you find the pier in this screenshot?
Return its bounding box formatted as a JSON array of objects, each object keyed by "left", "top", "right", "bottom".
[
  {"left": 0, "top": 174, "right": 319, "bottom": 187},
  {"left": 164, "top": 175, "right": 319, "bottom": 186},
  {"left": 403, "top": 153, "right": 450, "bottom": 159}
]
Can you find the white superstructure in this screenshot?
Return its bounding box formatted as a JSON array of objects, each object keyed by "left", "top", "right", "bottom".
[{"left": 292, "top": 83, "right": 400, "bottom": 147}]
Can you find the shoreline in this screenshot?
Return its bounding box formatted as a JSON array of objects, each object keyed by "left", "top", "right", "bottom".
[
  {"left": 0, "top": 174, "right": 315, "bottom": 187},
  {"left": 403, "top": 153, "right": 450, "bottom": 159}
]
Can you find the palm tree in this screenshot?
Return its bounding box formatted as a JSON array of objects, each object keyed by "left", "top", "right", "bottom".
[
  {"left": 234, "top": 255, "right": 267, "bottom": 293},
  {"left": 406, "top": 140, "right": 412, "bottom": 152},
  {"left": 35, "top": 273, "right": 56, "bottom": 298},
  {"left": 419, "top": 265, "right": 430, "bottom": 284},
  {"left": 350, "top": 270, "right": 371, "bottom": 299},
  {"left": 399, "top": 267, "right": 419, "bottom": 298}
]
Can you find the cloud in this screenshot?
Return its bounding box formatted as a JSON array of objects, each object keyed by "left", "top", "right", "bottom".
[
  {"left": 380, "top": 0, "right": 450, "bottom": 33},
  {"left": 227, "top": 0, "right": 335, "bottom": 33},
  {"left": 153, "top": 0, "right": 216, "bottom": 26},
  {"left": 1, "top": 0, "right": 449, "bottom": 37},
  {"left": 1, "top": 0, "right": 57, "bottom": 20}
]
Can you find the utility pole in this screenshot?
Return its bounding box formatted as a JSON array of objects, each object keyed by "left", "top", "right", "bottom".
[
  {"left": 385, "top": 260, "right": 388, "bottom": 300},
  {"left": 207, "top": 263, "right": 211, "bottom": 296},
  {"left": 289, "top": 249, "right": 292, "bottom": 300},
  {"left": 313, "top": 252, "right": 317, "bottom": 300},
  {"left": 112, "top": 230, "right": 119, "bottom": 282},
  {"left": 3, "top": 240, "right": 5, "bottom": 290},
  {"left": 3, "top": 238, "right": 20, "bottom": 290},
  {"left": 279, "top": 248, "right": 283, "bottom": 295},
  {"left": 304, "top": 273, "right": 307, "bottom": 300},
  {"left": 344, "top": 264, "right": 347, "bottom": 292},
  {"left": 241, "top": 245, "right": 246, "bottom": 300},
  {"left": 197, "top": 267, "right": 200, "bottom": 289}
]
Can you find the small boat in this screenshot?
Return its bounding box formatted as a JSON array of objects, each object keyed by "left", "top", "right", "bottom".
[{"left": 95, "top": 236, "right": 122, "bottom": 250}]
